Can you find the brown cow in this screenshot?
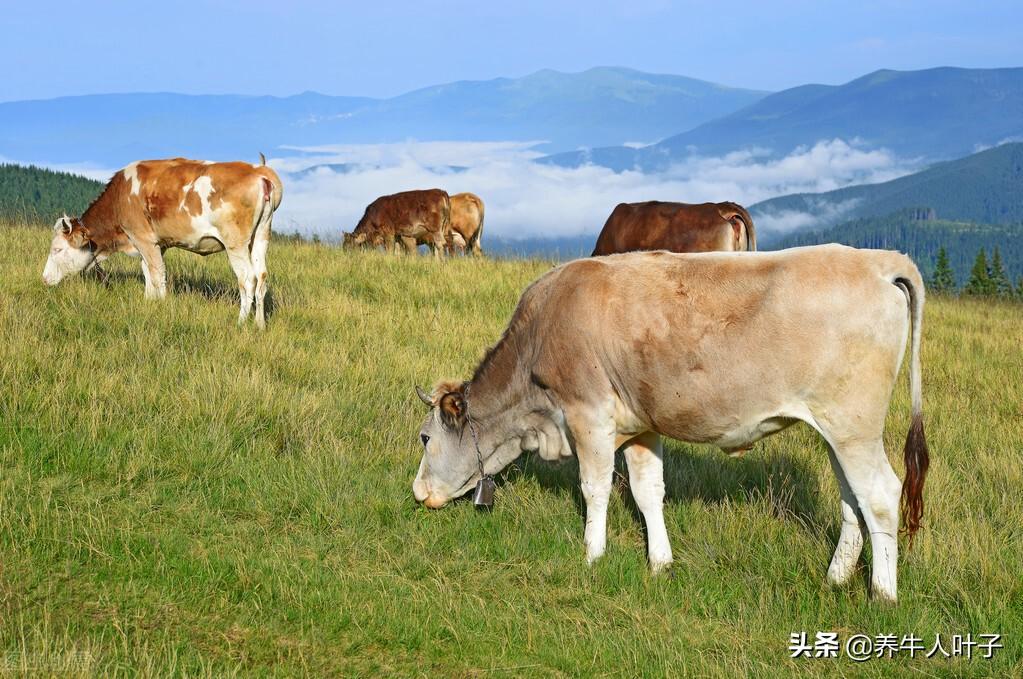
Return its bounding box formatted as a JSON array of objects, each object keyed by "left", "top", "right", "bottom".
[
  {"left": 591, "top": 201, "right": 756, "bottom": 256},
  {"left": 42, "top": 156, "right": 283, "bottom": 328},
  {"left": 446, "top": 192, "right": 485, "bottom": 256},
  {"left": 343, "top": 189, "right": 451, "bottom": 258}
]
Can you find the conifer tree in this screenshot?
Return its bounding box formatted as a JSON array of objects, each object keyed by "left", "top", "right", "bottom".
[
  {"left": 964, "top": 249, "right": 994, "bottom": 296},
  {"left": 930, "top": 246, "right": 957, "bottom": 294},
  {"left": 988, "top": 247, "right": 1012, "bottom": 298}
]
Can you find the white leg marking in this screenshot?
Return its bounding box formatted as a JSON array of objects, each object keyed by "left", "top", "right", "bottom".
[
  {"left": 249, "top": 217, "right": 272, "bottom": 330},
  {"left": 575, "top": 418, "right": 616, "bottom": 564},
  {"left": 825, "top": 446, "right": 866, "bottom": 586},
  {"left": 226, "top": 248, "right": 255, "bottom": 324},
  {"left": 623, "top": 433, "right": 673, "bottom": 573},
  {"left": 834, "top": 440, "right": 902, "bottom": 602}
]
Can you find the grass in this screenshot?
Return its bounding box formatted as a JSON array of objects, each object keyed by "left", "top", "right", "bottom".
[{"left": 1, "top": 223, "right": 1021, "bottom": 677}]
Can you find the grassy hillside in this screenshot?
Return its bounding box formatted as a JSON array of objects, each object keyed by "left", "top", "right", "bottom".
[
  {"left": 0, "top": 164, "right": 103, "bottom": 223},
  {"left": 753, "top": 143, "right": 1023, "bottom": 228},
  {"left": 770, "top": 210, "right": 1023, "bottom": 283},
  {"left": 1, "top": 224, "right": 1021, "bottom": 676}
]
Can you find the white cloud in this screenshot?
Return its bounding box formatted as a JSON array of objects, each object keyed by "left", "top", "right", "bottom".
[{"left": 272, "top": 138, "right": 918, "bottom": 240}]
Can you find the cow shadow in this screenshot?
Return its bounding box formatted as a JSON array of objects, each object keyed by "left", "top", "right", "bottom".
[
  {"left": 95, "top": 268, "right": 277, "bottom": 319},
  {"left": 507, "top": 435, "right": 827, "bottom": 539}
]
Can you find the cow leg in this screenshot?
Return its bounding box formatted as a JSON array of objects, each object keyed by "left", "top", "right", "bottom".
[
  {"left": 623, "top": 432, "right": 673, "bottom": 573},
  {"left": 400, "top": 236, "right": 417, "bottom": 255},
  {"left": 249, "top": 215, "right": 272, "bottom": 330},
  {"left": 825, "top": 445, "right": 867, "bottom": 586},
  {"left": 225, "top": 247, "right": 255, "bottom": 324},
  {"left": 569, "top": 411, "right": 616, "bottom": 564},
  {"left": 431, "top": 235, "right": 446, "bottom": 260},
  {"left": 832, "top": 439, "right": 902, "bottom": 602},
  {"left": 132, "top": 239, "right": 167, "bottom": 300}
]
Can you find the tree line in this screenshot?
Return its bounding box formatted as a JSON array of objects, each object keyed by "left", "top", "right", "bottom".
[
  {"left": 930, "top": 245, "right": 1023, "bottom": 300},
  {"left": 0, "top": 164, "right": 103, "bottom": 224}
]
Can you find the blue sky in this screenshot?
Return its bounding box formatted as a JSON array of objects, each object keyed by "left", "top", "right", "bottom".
[{"left": 2, "top": 0, "right": 1022, "bottom": 102}]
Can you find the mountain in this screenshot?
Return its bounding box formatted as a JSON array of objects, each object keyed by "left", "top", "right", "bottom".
[
  {"left": 542, "top": 67, "right": 1023, "bottom": 171},
  {"left": 752, "top": 142, "right": 1023, "bottom": 238},
  {"left": 0, "top": 68, "right": 767, "bottom": 167},
  {"left": 0, "top": 164, "right": 103, "bottom": 223},
  {"left": 770, "top": 209, "right": 1023, "bottom": 285}
]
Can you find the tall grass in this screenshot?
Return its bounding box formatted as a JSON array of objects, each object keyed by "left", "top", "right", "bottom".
[{"left": 1, "top": 223, "right": 1020, "bottom": 677}]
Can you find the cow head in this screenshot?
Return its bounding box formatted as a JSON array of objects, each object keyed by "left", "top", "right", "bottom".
[
  {"left": 42, "top": 216, "right": 97, "bottom": 285},
  {"left": 412, "top": 381, "right": 487, "bottom": 508},
  {"left": 342, "top": 231, "right": 367, "bottom": 249}
]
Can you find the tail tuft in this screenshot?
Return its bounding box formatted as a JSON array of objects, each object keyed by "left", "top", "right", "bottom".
[{"left": 900, "top": 414, "right": 929, "bottom": 546}]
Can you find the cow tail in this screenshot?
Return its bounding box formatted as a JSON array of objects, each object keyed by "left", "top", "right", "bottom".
[
  {"left": 894, "top": 267, "right": 928, "bottom": 547},
  {"left": 471, "top": 197, "right": 484, "bottom": 255},
  {"left": 736, "top": 204, "right": 756, "bottom": 251},
  {"left": 721, "top": 203, "right": 756, "bottom": 251}
]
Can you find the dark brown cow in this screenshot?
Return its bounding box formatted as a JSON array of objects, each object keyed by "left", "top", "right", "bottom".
[
  {"left": 591, "top": 201, "right": 756, "bottom": 256},
  {"left": 343, "top": 189, "right": 451, "bottom": 258}
]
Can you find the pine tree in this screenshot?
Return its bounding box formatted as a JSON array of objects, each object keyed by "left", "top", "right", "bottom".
[
  {"left": 930, "top": 246, "right": 957, "bottom": 294},
  {"left": 988, "top": 247, "right": 1012, "bottom": 298},
  {"left": 964, "top": 249, "right": 994, "bottom": 296},
  {"left": 1016, "top": 276, "right": 1023, "bottom": 302}
]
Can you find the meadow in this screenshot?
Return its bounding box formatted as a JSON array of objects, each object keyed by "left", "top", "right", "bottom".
[{"left": 1, "top": 223, "right": 1020, "bottom": 677}]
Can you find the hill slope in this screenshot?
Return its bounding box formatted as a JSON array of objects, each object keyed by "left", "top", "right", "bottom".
[
  {"left": 542, "top": 67, "right": 1023, "bottom": 170},
  {"left": 0, "top": 68, "right": 766, "bottom": 166},
  {"left": 0, "top": 164, "right": 103, "bottom": 223},
  {"left": 770, "top": 210, "right": 1023, "bottom": 283},
  {"left": 752, "top": 142, "right": 1023, "bottom": 234},
  {"left": 1, "top": 225, "right": 1021, "bottom": 674}
]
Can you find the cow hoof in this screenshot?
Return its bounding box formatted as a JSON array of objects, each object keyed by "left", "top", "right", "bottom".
[{"left": 650, "top": 560, "right": 674, "bottom": 576}]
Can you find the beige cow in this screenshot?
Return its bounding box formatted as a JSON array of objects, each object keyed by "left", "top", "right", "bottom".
[
  {"left": 42, "top": 157, "right": 283, "bottom": 327},
  {"left": 446, "top": 192, "right": 484, "bottom": 256},
  {"left": 413, "top": 245, "right": 928, "bottom": 602}
]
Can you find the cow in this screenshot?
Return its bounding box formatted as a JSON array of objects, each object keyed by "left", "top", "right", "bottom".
[
  {"left": 42, "top": 156, "right": 283, "bottom": 328},
  {"left": 591, "top": 201, "right": 756, "bottom": 256},
  {"left": 446, "top": 192, "right": 485, "bottom": 256},
  {"left": 343, "top": 189, "right": 451, "bottom": 258},
  {"left": 413, "top": 244, "right": 927, "bottom": 602}
]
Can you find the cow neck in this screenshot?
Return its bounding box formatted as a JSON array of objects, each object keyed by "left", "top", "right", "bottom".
[
  {"left": 464, "top": 332, "right": 539, "bottom": 439},
  {"left": 80, "top": 181, "right": 131, "bottom": 254}
]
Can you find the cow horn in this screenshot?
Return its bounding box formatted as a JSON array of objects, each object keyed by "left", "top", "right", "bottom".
[{"left": 415, "top": 385, "right": 433, "bottom": 406}]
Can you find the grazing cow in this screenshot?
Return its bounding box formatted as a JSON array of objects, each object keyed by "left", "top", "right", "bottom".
[
  {"left": 42, "top": 156, "right": 283, "bottom": 327},
  {"left": 343, "top": 189, "right": 451, "bottom": 258},
  {"left": 413, "top": 244, "right": 927, "bottom": 602},
  {"left": 591, "top": 201, "right": 756, "bottom": 256},
  {"left": 446, "top": 192, "right": 485, "bottom": 256}
]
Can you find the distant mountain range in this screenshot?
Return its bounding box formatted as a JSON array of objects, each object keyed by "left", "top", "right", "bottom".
[
  {"left": 752, "top": 142, "right": 1023, "bottom": 238},
  {"left": 542, "top": 67, "right": 1023, "bottom": 170},
  {"left": 0, "top": 67, "right": 766, "bottom": 167}
]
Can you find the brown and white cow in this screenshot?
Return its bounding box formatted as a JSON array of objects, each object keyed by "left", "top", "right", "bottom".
[
  {"left": 343, "top": 189, "right": 451, "bottom": 258},
  {"left": 42, "top": 157, "right": 283, "bottom": 327},
  {"left": 413, "top": 244, "right": 927, "bottom": 602},
  {"left": 446, "top": 192, "right": 485, "bottom": 256},
  {"left": 591, "top": 201, "right": 756, "bottom": 256}
]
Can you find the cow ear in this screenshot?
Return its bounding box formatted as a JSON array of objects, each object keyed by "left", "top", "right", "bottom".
[
  {"left": 415, "top": 385, "right": 433, "bottom": 407},
  {"left": 438, "top": 390, "right": 466, "bottom": 429},
  {"left": 67, "top": 224, "right": 90, "bottom": 248},
  {"left": 58, "top": 216, "right": 73, "bottom": 235}
]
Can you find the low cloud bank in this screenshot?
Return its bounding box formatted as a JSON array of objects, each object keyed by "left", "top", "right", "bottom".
[
  {"left": 12, "top": 139, "right": 915, "bottom": 241},
  {"left": 272, "top": 138, "right": 915, "bottom": 240}
]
